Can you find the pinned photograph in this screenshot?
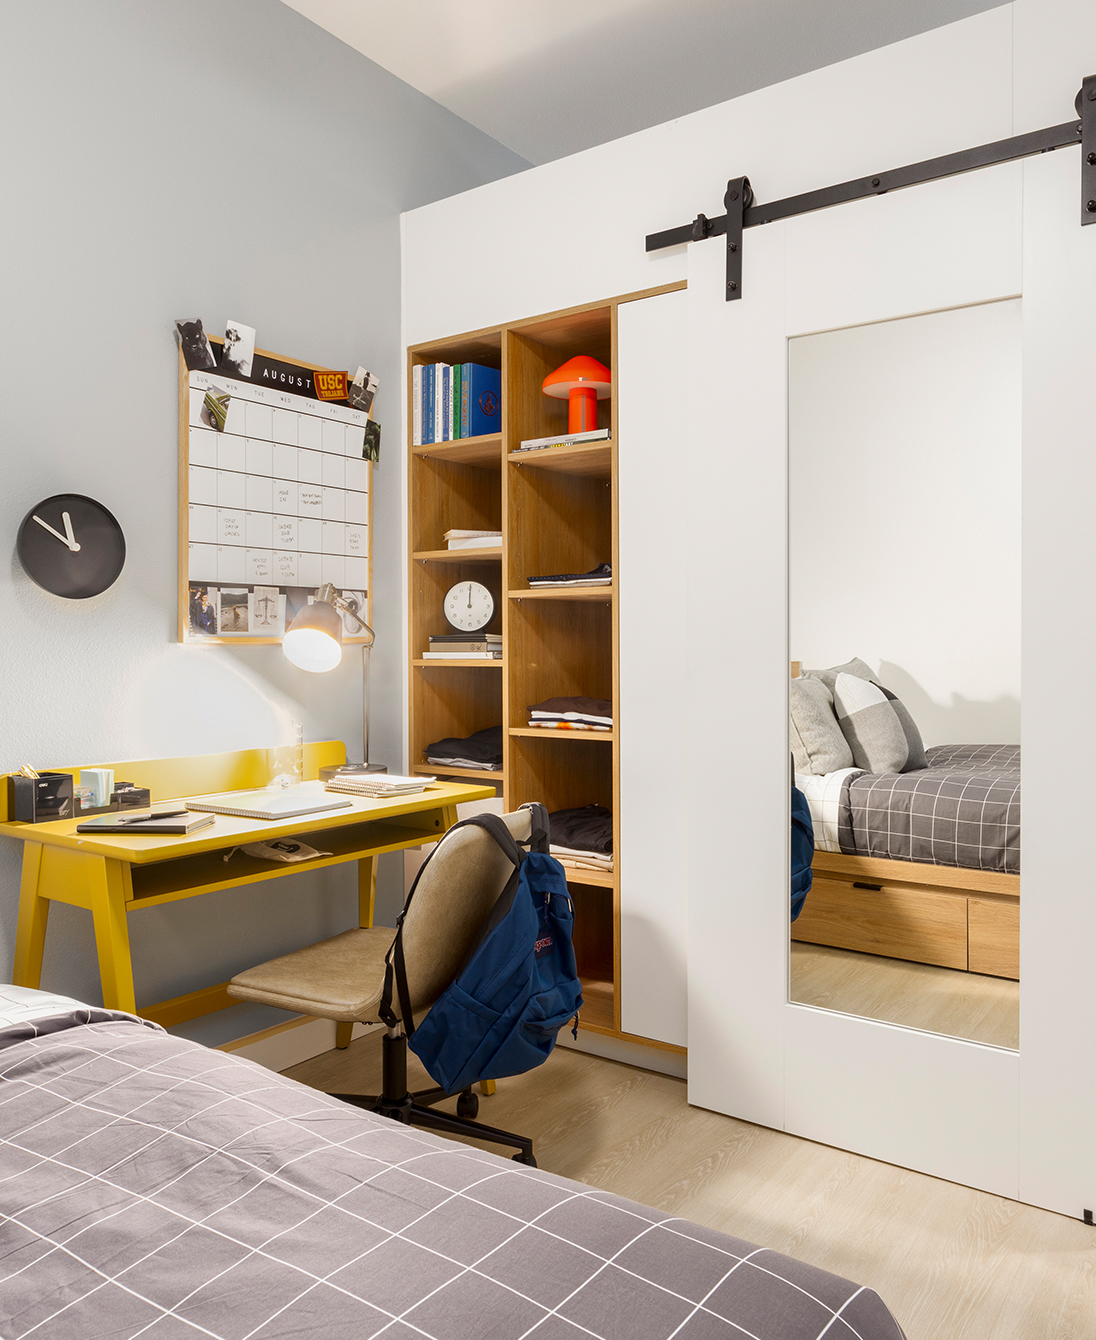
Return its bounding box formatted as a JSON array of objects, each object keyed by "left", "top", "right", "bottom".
[
  {"left": 188, "top": 584, "right": 218, "bottom": 636},
  {"left": 363, "top": 420, "right": 381, "bottom": 463},
  {"left": 248, "top": 585, "right": 285, "bottom": 635},
  {"left": 218, "top": 588, "right": 250, "bottom": 634},
  {"left": 176, "top": 319, "right": 216, "bottom": 371},
  {"left": 221, "top": 319, "right": 256, "bottom": 378},
  {"left": 338, "top": 589, "right": 370, "bottom": 637},
  {"left": 349, "top": 366, "right": 378, "bottom": 414},
  {"left": 202, "top": 385, "right": 231, "bottom": 432},
  {"left": 285, "top": 586, "right": 312, "bottom": 628}
]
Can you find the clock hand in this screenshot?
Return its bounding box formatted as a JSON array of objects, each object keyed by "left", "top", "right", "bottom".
[
  {"left": 61, "top": 511, "right": 81, "bottom": 552},
  {"left": 32, "top": 514, "right": 79, "bottom": 552},
  {"left": 467, "top": 585, "right": 471, "bottom": 608}
]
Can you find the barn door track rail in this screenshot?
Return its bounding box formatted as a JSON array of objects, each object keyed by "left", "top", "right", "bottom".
[{"left": 646, "top": 77, "right": 1096, "bottom": 300}]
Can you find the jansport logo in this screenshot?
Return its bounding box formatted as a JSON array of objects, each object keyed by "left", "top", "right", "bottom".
[{"left": 534, "top": 935, "right": 554, "bottom": 957}]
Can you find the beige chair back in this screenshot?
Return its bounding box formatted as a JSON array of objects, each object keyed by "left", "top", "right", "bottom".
[{"left": 400, "top": 808, "right": 534, "bottom": 1016}]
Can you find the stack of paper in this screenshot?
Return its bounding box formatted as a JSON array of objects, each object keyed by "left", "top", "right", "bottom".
[
  {"left": 324, "top": 774, "right": 436, "bottom": 798},
  {"left": 444, "top": 529, "right": 502, "bottom": 551}
]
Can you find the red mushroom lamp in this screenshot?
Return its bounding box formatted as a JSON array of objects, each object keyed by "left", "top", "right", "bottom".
[{"left": 542, "top": 355, "right": 612, "bottom": 434}]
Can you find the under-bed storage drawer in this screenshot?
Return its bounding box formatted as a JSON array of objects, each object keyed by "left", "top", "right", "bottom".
[
  {"left": 791, "top": 876, "right": 968, "bottom": 970},
  {"left": 968, "top": 898, "right": 1020, "bottom": 979}
]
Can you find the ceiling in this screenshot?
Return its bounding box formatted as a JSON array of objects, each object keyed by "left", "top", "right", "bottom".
[{"left": 281, "top": 0, "right": 1005, "bottom": 166}]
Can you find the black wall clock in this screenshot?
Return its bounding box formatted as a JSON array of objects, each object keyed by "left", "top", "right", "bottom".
[{"left": 17, "top": 494, "right": 126, "bottom": 599}]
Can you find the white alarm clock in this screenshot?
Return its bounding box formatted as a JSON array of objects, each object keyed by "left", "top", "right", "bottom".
[{"left": 443, "top": 580, "right": 494, "bottom": 632}]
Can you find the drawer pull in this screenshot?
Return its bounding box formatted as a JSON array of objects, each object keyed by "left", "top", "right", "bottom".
[{"left": 853, "top": 881, "right": 883, "bottom": 891}]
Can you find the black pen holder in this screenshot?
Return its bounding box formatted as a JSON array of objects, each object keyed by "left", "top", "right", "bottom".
[{"left": 10, "top": 773, "right": 76, "bottom": 823}]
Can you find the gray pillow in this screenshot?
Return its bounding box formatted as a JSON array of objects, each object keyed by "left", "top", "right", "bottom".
[
  {"left": 806, "top": 658, "right": 927, "bottom": 772},
  {"left": 790, "top": 676, "right": 854, "bottom": 775},
  {"left": 832, "top": 673, "right": 909, "bottom": 774}
]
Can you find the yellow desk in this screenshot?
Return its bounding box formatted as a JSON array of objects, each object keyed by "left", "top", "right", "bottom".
[{"left": 1, "top": 744, "right": 492, "bottom": 1029}]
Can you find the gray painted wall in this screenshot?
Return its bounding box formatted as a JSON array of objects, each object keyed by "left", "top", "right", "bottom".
[{"left": 0, "top": 0, "right": 528, "bottom": 1040}]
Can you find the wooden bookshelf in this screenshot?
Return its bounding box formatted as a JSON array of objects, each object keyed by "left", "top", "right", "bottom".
[{"left": 408, "top": 295, "right": 638, "bottom": 1040}]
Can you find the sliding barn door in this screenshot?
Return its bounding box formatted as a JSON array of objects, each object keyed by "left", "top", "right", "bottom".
[{"left": 685, "top": 161, "right": 1026, "bottom": 1197}]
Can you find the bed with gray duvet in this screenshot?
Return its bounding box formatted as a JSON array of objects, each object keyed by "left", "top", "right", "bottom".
[{"left": 0, "top": 986, "right": 905, "bottom": 1340}]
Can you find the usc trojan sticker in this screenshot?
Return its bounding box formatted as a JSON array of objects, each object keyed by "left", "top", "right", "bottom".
[{"left": 314, "top": 369, "right": 348, "bottom": 401}]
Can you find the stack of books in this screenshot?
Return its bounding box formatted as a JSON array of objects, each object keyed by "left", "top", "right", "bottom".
[
  {"left": 514, "top": 428, "right": 610, "bottom": 453},
  {"left": 423, "top": 633, "right": 502, "bottom": 660},
  {"left": 412, "top": 362, "right": 501, "bottom": 445},
  {"left": 444, "top": 529, "right": 502, "bottom": 550},
  {"left": 324, "top": 773, "right": 435, "bottom": 798}
]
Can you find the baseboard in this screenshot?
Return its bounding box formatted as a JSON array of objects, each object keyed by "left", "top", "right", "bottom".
[
  {"left": 557, "top": 1027, "right": 688, "bottom": 1079},
  {"left": 216, "top": 1015, "right": 380, "bottom": 1070}
]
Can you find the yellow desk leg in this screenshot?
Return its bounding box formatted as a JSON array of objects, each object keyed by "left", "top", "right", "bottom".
[
  {"left": 12, "top": 843, "right": 47, "bottom": 989},
  {"left": 87, "top": 857, "right": 136, "bottom": 1014},
  {"left": 479, "top": 1079, "right": 496, "bottom": 1097},
  {"left": 335, "top": 1022, "right": 354, "bottom": 1050},
  {"left": 358, "top": 855, "right": 377, "bottom": 928}
]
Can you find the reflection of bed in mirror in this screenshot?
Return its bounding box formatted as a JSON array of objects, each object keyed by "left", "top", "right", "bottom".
[{"left": 790, "top": 663, "right": 1020, "bottom": 982}]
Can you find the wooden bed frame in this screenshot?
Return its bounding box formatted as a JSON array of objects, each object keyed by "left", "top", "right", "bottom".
[{"left": 790, "top": 664, "right": 1019, "bottom": 980}]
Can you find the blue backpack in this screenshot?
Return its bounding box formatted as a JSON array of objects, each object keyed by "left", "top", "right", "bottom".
[
  {"left": 382, "top": 805, "right": 584, "bottom": 1095},
  {"left": 791, "top": 785, "right": 814, "bottom": 922}
]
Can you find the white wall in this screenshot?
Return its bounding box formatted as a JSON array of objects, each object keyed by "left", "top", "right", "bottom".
[
  {"left": 788, "top": 299, "right": 1022, "bottom": 745},
  {"left": 0, "top": 0, "right": 527, "bottom": 1036}
]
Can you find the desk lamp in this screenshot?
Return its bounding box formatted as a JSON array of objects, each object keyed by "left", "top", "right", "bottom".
[{"left": 282, "top": 584, "right": 386, "bottom": 775}]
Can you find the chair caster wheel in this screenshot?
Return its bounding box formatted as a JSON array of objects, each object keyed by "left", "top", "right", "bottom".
[
  {"left": 456, "top": 1090, "right": 479, "bottom": 1119},
  {"left": 512, "top": 1152, "right": 537, "bottom": 1167}
]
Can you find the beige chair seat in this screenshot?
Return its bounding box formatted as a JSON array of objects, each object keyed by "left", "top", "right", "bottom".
[{"left": 228, "top": 926, "right": 396, "bottom": 1021}]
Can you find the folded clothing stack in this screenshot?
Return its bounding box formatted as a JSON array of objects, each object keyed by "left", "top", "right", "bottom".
[
  {"left": 527, "top": 696, "right": 612, "bottom": 731},
  {"left": 527, "top": 562, "right": 611, "bottom": 589},
  {"left": 424, "top": 725, "right": 504, "bottom": 771},
  {"left": 548, "top": 804, "right": 614, "bottom": 873}
]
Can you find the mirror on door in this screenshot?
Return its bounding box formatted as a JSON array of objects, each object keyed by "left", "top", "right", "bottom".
[{"left": 787, "top": 299, "right": 1021, "bottom": 1048}]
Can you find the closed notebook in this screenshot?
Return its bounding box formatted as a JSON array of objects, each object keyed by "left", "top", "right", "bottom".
[
  {"left": 76, "top": 811, "right": 216, "bottom": 835},
  {"left": 184, "top": 788, "right": 352, "bottom": 820}
]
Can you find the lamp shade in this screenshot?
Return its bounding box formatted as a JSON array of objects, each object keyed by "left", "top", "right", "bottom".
[
  {"left": 542, "top": 355, "right": 612, "bottom": 434},
  {"left": 282, "top": 598, "right": 343, "bottom": 672}
]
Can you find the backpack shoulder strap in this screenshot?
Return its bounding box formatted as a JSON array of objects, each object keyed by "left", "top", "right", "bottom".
[{"left": 520, "top": 802, "right": 550, "bottom": 853}]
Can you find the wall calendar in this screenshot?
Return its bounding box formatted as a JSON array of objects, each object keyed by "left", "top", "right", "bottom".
[{"left": 178, "top": 342, "right": 372, "bottom": 644}]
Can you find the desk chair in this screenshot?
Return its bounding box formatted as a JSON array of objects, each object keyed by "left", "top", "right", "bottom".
[{"left": 228, "top": 808, "right": 539, "bottom": 1165}]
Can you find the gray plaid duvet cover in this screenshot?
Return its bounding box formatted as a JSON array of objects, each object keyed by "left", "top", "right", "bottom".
[
  {"left": 838, "top": 744, "right": 1020, "bottom": 874},
  {"left": 0, "top": 1010, "right": 906, "bottom": 1340}
]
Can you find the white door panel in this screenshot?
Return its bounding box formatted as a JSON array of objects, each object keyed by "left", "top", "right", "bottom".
[{"left": 686, "top": 154, "right": 1025, "bottom": 1193}]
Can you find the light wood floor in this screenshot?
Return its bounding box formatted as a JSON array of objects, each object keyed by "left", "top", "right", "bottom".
[
  {"left": 790, "top": 941, "right": 1021, "bottom": 1048},
  {"left": 286, "top": 1036, "right": 1096, "bottom": 1340}
]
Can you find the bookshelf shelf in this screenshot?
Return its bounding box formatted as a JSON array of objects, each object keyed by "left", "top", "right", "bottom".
[
  {"left": 413, "top": 659, "right": 504, "bottom": 669},
  {"left": 508, "top": 587, "right": 612, "bottom": 602},
  {"left": 413, "top": 548, "right": 503, "bottom": 564},
  {"left": 507, "top": 442, "right": 611, "bottom": 479},
  {"left": 561, "top": 866, "right": 615, "bottom": 889},
  {"left": 413, "top": 433, "right": 502, "bottom": 466},
  {"left": 412, "top": 763, "right": 505, "bottom": 783},
  {"left": 509, "top": 728, "right": 614, "bottom": 742}
]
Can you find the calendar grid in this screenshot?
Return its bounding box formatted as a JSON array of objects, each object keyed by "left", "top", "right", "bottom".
[{"left": 178, "top": 346, "right": 372, "bottom": 643}]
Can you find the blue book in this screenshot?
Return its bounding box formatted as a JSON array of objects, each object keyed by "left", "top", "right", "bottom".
[
  {"left": 460, "top": 363, "right": 470, "bottom": 437},
  {"left": 464, "top": 364, "right": 502, "bottom": 437},
  {"left": 423, "top": 364, "right": 435, "bottom": 444}
]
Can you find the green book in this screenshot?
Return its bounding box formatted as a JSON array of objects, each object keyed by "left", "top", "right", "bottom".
[{"left": 452, "top": 364, "right": 462, "bottom": 438}]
